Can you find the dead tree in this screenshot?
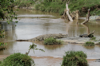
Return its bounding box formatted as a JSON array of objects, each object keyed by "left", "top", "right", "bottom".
[
  {"left": 65, "top": 1, "right": 73, "bottom": 22},
  {"left": 62, "top": 0, "right": 73, "bottom": 22},
  {"left": 81, "top": 9, "right": 90, "bottom": 24}
]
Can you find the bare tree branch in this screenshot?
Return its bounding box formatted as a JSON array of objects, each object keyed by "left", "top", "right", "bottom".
[{"left": 81, "top": 9, "right": 90, "bottom": 24}]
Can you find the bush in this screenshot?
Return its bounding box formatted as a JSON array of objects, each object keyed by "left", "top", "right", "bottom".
[
  {"left": 0, "top": 53, "right": 35, "bottom": 66},
  {"left": 84, "top": 41, "right": 95, "bottom": 46},
  {"left": 61, "top": 51, "right": 88, "bottom": 66},
  {"left": 44, "top": 37, "right": 63, "bottom": 45},
  {"left": 90, "top": 37, "right": 96, "bottom": 40}
]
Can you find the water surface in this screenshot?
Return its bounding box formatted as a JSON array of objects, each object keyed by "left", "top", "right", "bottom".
[{"left": 0, "top": 9, "right": 100, "bottom": 60}]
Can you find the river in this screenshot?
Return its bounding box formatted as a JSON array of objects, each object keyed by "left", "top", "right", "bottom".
[{"left": 0, "top": 9, "right": 100, "bottom": 66}]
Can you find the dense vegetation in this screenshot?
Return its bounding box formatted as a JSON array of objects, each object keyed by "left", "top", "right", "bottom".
[
  {"left": 35, "top": 0, "right": 100, "bottom": 16},
  {"left": 0, "top": 0, "right": 17, "bottom": 23},
  {"left": 0, "top": 53, "right": 35, "bottom": 66},
  {"left": 61, "top": 51, "right": 88, "bottom": 66},
  {"left": 0, "top": 0, "right": 16, "bottom": 50},
  {"left": 44, "top": 37, "right": 63, "bottom": 45},
  {"left": 84, "top": 41, "right": 95, "bottom": 46},
  {"left": 14, "top": 0, "right": 35, "bottom": 8},
  {"left": 90, "top": 37, "right": 96, "bottom": 40}
]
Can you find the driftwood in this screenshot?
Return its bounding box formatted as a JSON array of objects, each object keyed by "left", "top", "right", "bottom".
[
  {"left": 88, "top": 30, "right": 95, "bottom": 36},
  {"left": 61, "top": 0, "right": 73, "bottom": 22},
  {"left": 62, "top": 0, "right": 79, "bottom": 21},
  {"left": 61, "top": 9, "right": 68, "bottom": 19},
  {"left": 65, "top": 2, "right": 73, "bottom": 22},
  {"left": 79, "top": 30, "right": 95, "bottom": 38},
  {"left": 81, "top": 9, "right": 90, "bottom": 24}
]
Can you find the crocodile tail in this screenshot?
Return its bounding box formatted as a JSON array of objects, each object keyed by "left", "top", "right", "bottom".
[{"left": 16, "top": 39, "right": 29, "bottom": 42}]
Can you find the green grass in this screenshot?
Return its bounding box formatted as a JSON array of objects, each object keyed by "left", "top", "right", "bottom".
[
  {"left": 61, "top": 51, "right": 88, "bottom": 66},
  {"left": 44, "top": 37, "right": 63, "bottom": 45},
  {"left": 14, "top": 0, "right": 35, "bottom": 8},
  {"left": 0, "top": 53, "right": 35, "bottom": 66},
  {"left": 90, "top": 37, "right": 96, "bottom": 40},
  {"left": 35, "top": 0, "right": 100, "bottom": 15},
  {"left": 84, "top": 41, "right": 95, "bottom": 46}
]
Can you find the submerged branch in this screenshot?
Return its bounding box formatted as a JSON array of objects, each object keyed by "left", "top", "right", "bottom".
[{"left": 81, "top": 9, "right": 90, "bottom": 24}]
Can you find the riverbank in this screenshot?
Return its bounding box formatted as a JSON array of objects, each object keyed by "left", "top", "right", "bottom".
[
  {"left": 14, "top": 0, "right": 100, "bottom": 16},
  {"left": 0, "top": 55, "right": 99, "bottom": 66},
  {"left": 34, "top": 0, "right": 100, "bottom": 16}
]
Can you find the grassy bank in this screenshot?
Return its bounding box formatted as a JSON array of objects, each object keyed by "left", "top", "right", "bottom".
[
  {"left": 14, "top": 0, "right": 100, "bottom": 16},
  {"left": 14, "top": 0, "right": 35, "bottom": 8},
  {"left": 35, "top": 0, "right": 100, "bottom": 16}
]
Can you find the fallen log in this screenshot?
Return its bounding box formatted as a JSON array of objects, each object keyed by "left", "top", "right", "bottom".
[{"left": 79, "top": 30, "right": 95, "bottom": 38}]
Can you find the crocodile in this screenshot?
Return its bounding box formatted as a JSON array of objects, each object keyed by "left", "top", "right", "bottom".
[{"left": 16, "top": 33, "right": 67, "bottom": 42}]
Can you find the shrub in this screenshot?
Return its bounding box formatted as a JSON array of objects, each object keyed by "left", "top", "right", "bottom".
[
  {"left": 84, "top": 41, "right": 95, "bottom": 46},
  {"left": 0, "top": 30, "right": 6, "bottom": 51},
  {"left": 44, "top": 37, "right": 63, "bottom": 45},
  {"left": 61, "top": 51, "right": 88, "bottom": 66},
  {"left": 0, "top": 53, "right": 35, "bottom": 66},
  {"left": 0, "top": 43, "right": 6, "bottom": 51},
  {"left": 90, "top": 37, "right": 96, "bottom": 40}
]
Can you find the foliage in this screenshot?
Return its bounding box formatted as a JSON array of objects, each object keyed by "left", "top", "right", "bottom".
[
  {"left": 44, "top": 37, "right": 63, "bottom": 45},
  {"left": 0, "top": 30, "right": 6, "bottom": 50},
  {"left": 30, "top": 44, "right": 45, "bottom": 52},
  {"left": 0, "top": 30, "right": 4, "bottom": 38},
  {"left": 35, "top": 0, "right": 66, "bottom": 15},
  {"left": 0, "top": 43, "right": 5, "bottom": 46},
  {"left": 61, "top": 51, "right": 88, "bottom": 66},
  {"left": 90, "top": 37, "right": 96, "bottom": 40},
  {"left": 0, "top": 0, "right": 17, "bottom": 23},
  {"left": 35, "top": 0, "right": 100, "bottom": 15},
  {"left": 0, "top": 53, "right": 35, "bottom": 66},
  {"left": 26, "top": 44, "right": 45, "bottom": 55},
  {"left": 84, "top": 41, "right": 95, "bottom": 46},
  {"left": 14, "top": 0, "right": 35, "bottom": 8},
  {"left": 0, "top": 0, "right": 17, "bottom": 50}
]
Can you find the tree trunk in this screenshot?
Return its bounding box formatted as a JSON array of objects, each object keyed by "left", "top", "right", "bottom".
[{"left": 65, "top": 3, "right": 73, "bottom": 22}]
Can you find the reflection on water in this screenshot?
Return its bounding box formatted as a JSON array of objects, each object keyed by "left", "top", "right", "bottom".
[
  {"left": 0, "top": 9, "right": 100, "bottom": 59},
  {"left": 0, "top": 22, "right": 17, "bottom": 42},
  {"left": 0, "top": 46, "right": 6, "bottom": 51},
  {"left": 83, "top": 46, "right": 95, "bottom": 49},
  {"left": 32, "top": 41, "right": 64, "bottom": 50}
]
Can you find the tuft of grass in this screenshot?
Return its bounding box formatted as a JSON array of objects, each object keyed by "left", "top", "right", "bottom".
[
  {"left": 61, "top": 51, "right": 88, "bottom": 66},
  {"left": 0, "top": 53, "right": 35, "bottom": 66},
  {"left": 90, "top": 37, "right": 96, "bottom": 40},
  {"left": 44, "top": 37, "right": 63, "bottom": 45},
  {"left": 84, "top": 41, "right": 95, "bottom": 46}
]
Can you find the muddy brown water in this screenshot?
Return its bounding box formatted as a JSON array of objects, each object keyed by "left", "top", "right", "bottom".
[{"left": 0, "top": 9, "right": 100, "bottom": 66}]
